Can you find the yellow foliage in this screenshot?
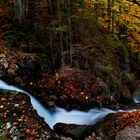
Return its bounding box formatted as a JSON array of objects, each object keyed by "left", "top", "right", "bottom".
[
  {"left": 115, "top": 0, "right": 140, "bottom": 53},
  {"left": 112, "top": 5, "right": 120, "bottom": 12},
  {"left": 119, "top": 13, "right": 131, "bottom": 22},
  {"left": 127, "top": 32, "right": 140, "bottom": 53},
  {"left": 84, "top": 0, "right": 96, "bottom": 6}
]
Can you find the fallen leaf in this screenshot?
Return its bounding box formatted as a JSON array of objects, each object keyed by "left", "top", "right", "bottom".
[{"left": 1, "top": 98, "right": 6, "bottom": 101}]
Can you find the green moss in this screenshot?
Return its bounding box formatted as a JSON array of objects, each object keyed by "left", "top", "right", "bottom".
[
  {"left": 0, "top": 132, "right": 9, "bottom": 140},
  {"left": 47, "top": 21, "right": 68, "bottom": 32},
  {"left": 107, "top": 77, "right": 116, "bottom": 93},
  {"left": 99, "top": 65, "right": 113, "bottom": 73},
  {"left": 4, "top": 33, "right": 19, "bottom": 49},
  {"left": 136, "top": 122, "right": 140, "bottom": 126}
]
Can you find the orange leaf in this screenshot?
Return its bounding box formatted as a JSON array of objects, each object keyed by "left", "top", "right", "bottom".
[
  {"left": 6, "top": 110, "right": 10, "bottom": 113},
  {"left": 1, "top": 98, "right": 6, "bottom": 101}
]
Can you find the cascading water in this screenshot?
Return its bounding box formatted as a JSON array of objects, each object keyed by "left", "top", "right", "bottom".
[{"left": 0, "top": 80, "right": 137, "bottom": 129}]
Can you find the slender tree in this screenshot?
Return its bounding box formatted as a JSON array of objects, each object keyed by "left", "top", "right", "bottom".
[
  {"left": 107, "top": 0, "right": 112, "bottom": 30},
  {"left": 14, "top": 0, "right": 24, "bottom": 23}
]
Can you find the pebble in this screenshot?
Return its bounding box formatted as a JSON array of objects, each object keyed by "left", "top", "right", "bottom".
[{"left": 0, "top": 54, "right": 6, "bottom": 58}]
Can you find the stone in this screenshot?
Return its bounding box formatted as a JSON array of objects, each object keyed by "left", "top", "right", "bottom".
[
  {"left": 0, "top": 54, "right": 6, "bottom": 58},
  {"left": 54, "top": 123, "right": 95, "bottom": 139},
  {"left": 0, "top": 58, "right": 8, "bottom": 69},
  {"left": 47, "top": 101, "right": 56, "bottom": 108},
  {"left": 116, "top": 124, "right": 140, "bottom": 140},
  {"left": 94, "top": 110, "right": 140, "bottom": 140}
]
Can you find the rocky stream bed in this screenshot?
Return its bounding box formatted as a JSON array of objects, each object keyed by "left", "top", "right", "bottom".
[
  {"left": 0, "top": 87, "right": 140, "bottom": 140},
  {"left": 0, "top": 47, "right": 140, "bottom": 140}
]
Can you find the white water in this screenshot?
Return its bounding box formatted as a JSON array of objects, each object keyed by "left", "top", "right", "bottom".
[
  {"left": 133, "top": 85, "right": 140, "bottom": 103},
  {"left": 0, "top": 80, "right": 137, "bottom": 129}
]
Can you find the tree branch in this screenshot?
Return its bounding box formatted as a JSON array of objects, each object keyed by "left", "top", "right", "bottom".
[{"left": 131, "top": 0, "right": 140, "bottom": 6}]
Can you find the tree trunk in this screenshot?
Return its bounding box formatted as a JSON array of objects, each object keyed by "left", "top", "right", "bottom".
[
  {"left": 107, "top": 0, "right": 111, "bottom": 30},
  {"left": 111, "top": 0, "right": 115, "bottom": 34},
  {"left": 26, "top": 0, "right": 38, "bottom": 26},
  {"left": 14, "top": 0, "right": 24, "bottom": 23},
  {"left": 94, "top": 0, "right": 99, "bottom": 31}
]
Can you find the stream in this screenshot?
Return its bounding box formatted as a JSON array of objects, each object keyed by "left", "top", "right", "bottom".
[{"left": 0, "top": 80, "right": 139, "bottom": 129}]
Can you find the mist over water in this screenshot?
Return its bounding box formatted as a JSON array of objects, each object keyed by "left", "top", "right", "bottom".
[{"left": 0, "top": 80, "right": 137, "bottom": 129}]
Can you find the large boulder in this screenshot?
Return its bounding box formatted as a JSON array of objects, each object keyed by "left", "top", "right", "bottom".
[
  {"left": 53, "top": 110, "right": 140, "bottom": 140},
  {"left": 54, "top": 123, "right": 95, "bottom": 139},
  {"left": 0, "top": 47, "right": 41, "bottom": 84},
  {"left": 94, "top": 110, "right": 140, "bottom": 140},
  {"left": 116, "top": 123, "right": 140, "bottom": 140}
]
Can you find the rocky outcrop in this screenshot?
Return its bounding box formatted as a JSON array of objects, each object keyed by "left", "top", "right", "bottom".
[
  {"left": 94, "top": 110, "right": 140, "bottom": 140},
  {"left": 0, "top": 47, "right": 41, "bottom": 83},
  {"left": 54, "top": 123, "right": 95, "bottom": 139},
  {"left": 53, "top": 110, "right": 140, "bottom": 140},
  {"left": 116, "top": 123, "right": 140, "bottom": 140}
]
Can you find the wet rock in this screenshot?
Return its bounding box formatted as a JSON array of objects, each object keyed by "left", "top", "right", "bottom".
[
  {"left": 53, "top": 123, "right": 95, "bottom": 139},
  {"left": 0, "top": 47, "right": 41, "bottom": 81},
  {"left": 0, "top": 54, "right": 6, "bottom": 58},
  {"left": 116, "top": 123, "right": 140, "bottom": 140},
  {"left": 0, "top": 58, "right": 8, "bottom": 69},
  {"left": 94, "top": 110, "right": 140, "bottom": 140},
  {"left": 47, "top": 101, "right": 56, "bottom": 108}
]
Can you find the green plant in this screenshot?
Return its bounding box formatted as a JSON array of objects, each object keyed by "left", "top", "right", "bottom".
[
  {"left": 0, "top": 131, "right": 9, "bottom": 140},
  {"left": 47, "top": 21, "right": 68, "bottom": 32},
  {"left": 107, "top": 77, "right": 116, "bottom": 93},
  {"left": 118, "top": 41, "right": 129, "bottom": 60},
  {"left": 99, "top": 65, "right": 113, "bottom": 73},
  {"left": 4, "top": 33, "right": 19, "bottom": 49}
]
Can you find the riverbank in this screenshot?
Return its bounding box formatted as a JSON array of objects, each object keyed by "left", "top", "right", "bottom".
[
  {"left": 0, "top": 47, "right": 138, "bottom": 111},
  {"left": 0, "top": 84, "right": 140, "bottom": 140},
  {"left": 53, "top": 109, "right": 140, "bottom": 140}
]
